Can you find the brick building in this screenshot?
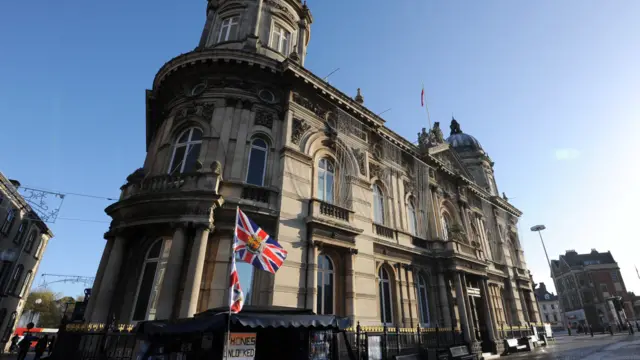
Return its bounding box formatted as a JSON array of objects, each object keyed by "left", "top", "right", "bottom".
[{"left": 551, "top": 249, "right": 634, "bottom": 330}]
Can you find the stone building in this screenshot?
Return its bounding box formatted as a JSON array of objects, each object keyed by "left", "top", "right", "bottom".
[
  {"left": 534, "top": 282, "right": 564, "bottom": 328},
  {"left": 84, "top": 0, "right": 540, "bottom": 355},
  {"left": 551, "top": 249, "right": 635, "bottom": 330},
  {"left": 0, "top": 173, "right": 53, "bottom": 350}
]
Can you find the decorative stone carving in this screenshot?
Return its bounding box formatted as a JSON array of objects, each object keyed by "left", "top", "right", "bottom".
[
  {"left": 264, "top": 0, "right": 296, "bottom": 22},
  {"left": 450, "top": 118, "right": 462, "bottom": 135},
  {"left": 352, "top": 148, "right": 366, "bottom": 175},
  {"left": 448, "top": 224, "right": 467, "bottom": 243},
  {"left": 369, "top": 163, "right": 383, "bottom": 180},
  {"left": 210, "top": 161, "right": 222, "bottom": 175},
  {"left": 254, "top": 111, "right": 274, "bottom": 129},
  {"left": 429, "top": 122, "right": 445, "bottom": 144},
  {"left": 404, "top": 180, "right": 415, "bottom": 195},
  {"left": 175, "top": 103, "right": 215, "bottom": 122},
  {"left": 291, "top": 118, "right": 310, "bottom": 145},
  {"left": 418, "top": 122, "right": 445, "bottom": 153},
  {"left": 126, "top": 168, "right": 146, "bottom": 184},
  {"left": 418, "top": 127, "right": 429, "bottom": 153},
  {"left": 292, "top": 92, "right": 328, "bottom": 118}
]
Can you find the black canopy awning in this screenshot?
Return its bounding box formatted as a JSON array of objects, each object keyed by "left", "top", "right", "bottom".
[{"left": 136, "top": 306, "right": 351, "bottom": 336}]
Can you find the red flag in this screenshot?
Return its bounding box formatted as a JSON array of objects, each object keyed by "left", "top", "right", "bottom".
[
  {"left": 229, "top": 250, "right": 244, "bottom": 313},
  {"left": 421, "top": 84, "right": 425, "bottom": 107}
]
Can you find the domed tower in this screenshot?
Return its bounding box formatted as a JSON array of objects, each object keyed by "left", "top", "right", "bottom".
[
  {"left": 198, "top": 0, "right": 312, "bottom": 65},
  {"left": 446, "top": 117, "right": 499, "bottom": 196},
  {"left": 84, "top": 0, "right": 314, "bottom": 325}
]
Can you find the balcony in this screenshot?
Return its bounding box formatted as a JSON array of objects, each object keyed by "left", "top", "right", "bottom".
[
  {"left": 411, "top": 237, "right": 433, "bottom": 250},
  {"left": 241, "top": 185, "right": 274, "bottom": 204},
  {"left": 373, "top": 223, "right": 395, "bottom": 240},
  {"left": 306, "top": 199, "right": 362, "bottom": 239},
  {"left": 119, "top": 171, "right": 221, "bottom": 201}
]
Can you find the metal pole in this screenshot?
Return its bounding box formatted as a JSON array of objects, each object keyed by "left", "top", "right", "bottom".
[{"left": 536, "top": 229, "right": 568, "bottom": 329}]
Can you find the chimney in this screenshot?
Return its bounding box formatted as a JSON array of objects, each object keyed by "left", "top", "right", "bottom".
[
  {"left": 354, "top": 88, "right": 364, "bottom": 104},
  {"left": 591, "top": 248, "right": 598, "bottom": 254},
  {"left": 539, "top": 282, "right": 547, "bottom": 293}
]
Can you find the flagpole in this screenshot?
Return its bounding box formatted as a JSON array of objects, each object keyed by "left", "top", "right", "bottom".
[
  {"left": 225, "top": 207, "right": 239, "bottom": 359},
  {"left": 422, "top": 82, "right": 432, "bottom": 130}
]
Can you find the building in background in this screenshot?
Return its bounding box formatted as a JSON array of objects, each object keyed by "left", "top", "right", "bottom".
[
  {"left": 83, "top": 0, "right": 541, "bottom": 357},
  {"left": 0, "top": 173, "right": 53, "bottom": 350},
  {"left": 534, "top": 282, "right": 564, "bottom": 328},
  {"left": 551, "top": 249, "right": 634, "bottom": 331}
]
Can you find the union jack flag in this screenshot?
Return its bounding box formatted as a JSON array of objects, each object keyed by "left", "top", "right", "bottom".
[
  {"left": 234, "top": 207, "right": 288, "bottom": 274},
  {"left": 229, "top": 251, "right": 244, "bottom": 313}
]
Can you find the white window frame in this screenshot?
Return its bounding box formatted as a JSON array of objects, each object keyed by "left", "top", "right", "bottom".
[
  {"left": 378, "top": 267, "right": 394, "bottom": 325},
  {"left": 24, "top": 230, "right": 37, "bottom": 253},
  {"left": 245, "top": 138, "right": 269, "bottom": 186},
  {"left": 316, "top": 254, "right": 335, "bottom": 315},
  {"left": 130, "top": 239, "right": 169, "bottom": 322},
  {"left": 317, "top": 158, "right": 335, "bottom": 204},
  {"left": 270, "top": 22, "right": 292, "bottom": 56},
  {"left": 373, "top": 184, "right": 385, "bottom": 225},
  {"left": 407, "top": 199, "right": 417, "bottom": 235},
  {"left": 416, "top": 274, "right": 431, "bottom": 326},
  {"left": 217, "top": 16, "right": 239, "bottom": 43},
  {"left": 167, "top": 128, "right": 203, "bottom": 175}
]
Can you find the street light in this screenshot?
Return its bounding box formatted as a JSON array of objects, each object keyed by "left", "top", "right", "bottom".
[{"left": 530, "top": 225, "right": 568, "bottom": 328}]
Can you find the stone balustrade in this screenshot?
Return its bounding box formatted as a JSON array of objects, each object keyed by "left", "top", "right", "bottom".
[{"left": 119, "top": 172, "right": 221, "bottom": 201}]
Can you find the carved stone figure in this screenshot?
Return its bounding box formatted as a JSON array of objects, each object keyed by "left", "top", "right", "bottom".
[
  {"left": 417, "top": 127, "right": 429, "bottom": 153},
  {"left": 450, "top": 118, "right": 462, "bottom": 135},
  {"left": 428, "top": 122, "right": 444, "bottom": 144},
  {"left": 352, "top": 148, "right": 366, "bottom": 175},
  {"left": 291, "top": 118, "right": 310, "bottom": 145}
]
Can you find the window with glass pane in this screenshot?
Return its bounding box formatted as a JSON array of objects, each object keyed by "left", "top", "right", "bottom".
[
  {"left": 317, "top": 158, "right": 335, "bottom": 203},
  {"left": 19, "top": 271, "right": 32, "bottom": 297},
  {"left": 417, "top": 275, "right": 430, "bottom": 325},
  {"left": 407, "top": 199, "right": 417, "bottom": 235},
  {"left": 168, "top": 128, "right": 203, "bottom": 174},
  {"left": 316, "top": 255, "right": 334, "bottom": 315},
  {"left": 8, "top": 265, "right": 23, "bottom": 294},
  {"left": 1, "top": 209, "right": 15, "bottom": 234},
  {"left": 24, "top": 232, "right": 37, "bottom": 253},
  {"left": 373, "top": 185, "right": 385, "bottom": 224},
  {"left": 218, "top": 16, "right": 239, "bottom": 42},
  {"left": 2, "top": 312, "right": 16, "bottom": 342},
  {"left": 246, "top": 139, "right": 268, "bottom": 186},
  {"left": 378, "top": 267, "right": 393, "bottom": 324},
  {"left": 14, "top": 221, "right": 26, "bottom": 244},
  {"left": 132, "top": 240, "right": 164, "bottom": 321},
  {"left": 270, "top": 24, "right": 291, "bottom": 55}
]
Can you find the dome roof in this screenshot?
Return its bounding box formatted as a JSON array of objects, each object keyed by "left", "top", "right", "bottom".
[{"left": 445, "top": 118, "right": 483, "bottom": 152}]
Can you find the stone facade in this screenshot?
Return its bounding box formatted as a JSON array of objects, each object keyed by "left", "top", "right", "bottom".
[
  {"left": 0, "top": 173, "right": 53, "bottom": 351},
  {"left": 84, "top": 0, "right": 540, "bottom": 355}
]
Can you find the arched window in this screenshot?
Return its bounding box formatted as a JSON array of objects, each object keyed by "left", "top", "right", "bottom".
[
  {"left": 378, "top": 266, "right": 393, "bottom": 325},
  {"left": 0, "top": 208, "right": 15, "bottom": 235},
  {"left": 14, "top": 221, "right": 27, "bottom": 244},
  {"left": 24, "top": 231, "right": 37, "bottom": 253},
  {"left": 132, "top": 240, "right": 167, "bottom": 322},
  {"left": 168, "top": 128, "right": 203, "bottom": 174},
  {"left": 440, "top": 213, "right": 451, "bottom": 240},
  {"left": 7, "top": 265, "right": 23, "bottom": 294},
  {"left": 1, "top": 312, "right": 16, "bottom": 342},
  {"left": 407, "top": 199, "right": 418, "bottom": 235},
  {"left": 316, "top": 254, "right": 334, "bottom": 315},
  {"left": 19, "top": 271, "right": 32, "bottom": 297},
  {"left": 373, "top": 184, "right": 385, "bottom": 224},
  {"left": 417, "top": 274, "right": 430, "bottom": 326},
  {"left": 34, "top": 237, "right": 44, "bottom": 259},
  {"left": 317, "top": 158, "right": 335, "bottom": 203},
  {"left": 246, "top": 138, "right": 269, "bottom": 186}
]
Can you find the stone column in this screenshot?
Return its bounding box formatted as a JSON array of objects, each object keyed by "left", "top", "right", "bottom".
[
  {"left": 462, "top": 274, "right": 477, "bottom": 342},
  {"left": 394, "top": 263, "right": 406, "bottom": 327},
  {"left": 155, "top": 226, "right": 187, "bottom": 320},
  {"left": 179, "top": 225, "right": 211, "bottom": 318},
  {"left": 480, "top": 279, "right": 497, "bottom": 341},
  {"left": 438, "top": 272, "right": 452, "bottom": 327},
  {"left": 345, "top": 249, "right": 357, "bottom": 322},
  {"left": 430, "top": 185, "right": 443, "bottom": 238},
  {"left": 306, "top": 243, "right": 318, "bottom": 312},
  {"left": 90, "top": 236, "right": 126, "bottom": 323},
  {"left": 454, "top": 272, "right": 472, "bottom": 343},
  {"left": 84, "top": 237, "right": 114, "bottom": 321}
]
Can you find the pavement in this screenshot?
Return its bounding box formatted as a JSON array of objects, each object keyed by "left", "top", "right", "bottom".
[{"left": 507, "top": 332, "right": 640, "bottom": 359}]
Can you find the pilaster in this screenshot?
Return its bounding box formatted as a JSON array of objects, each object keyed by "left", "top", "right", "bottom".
[
  {"left": 90, "top": 235, "right": 126, "bottom": 323},
  {"left": 156, "top": 225, "right": 187, "bottom": 319},
  {"left": 180, "top": 225, "right": 211, "bottom": 318}
]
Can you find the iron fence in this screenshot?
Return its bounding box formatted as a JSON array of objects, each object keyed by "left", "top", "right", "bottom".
[{"left": 52, "top": 327, "right": 137, "bottom": 360}]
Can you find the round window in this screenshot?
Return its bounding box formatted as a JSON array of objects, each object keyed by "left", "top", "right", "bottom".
[
  {"left": 258, "top": 89, "right": 276, "bottom": 103},
  {"left": 190, "top": 83, "right": 206, "bottom": 97}
]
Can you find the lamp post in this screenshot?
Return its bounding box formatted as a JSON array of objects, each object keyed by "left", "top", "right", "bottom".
[{"left": 530, "top": 225, "right": 567, "bottom": 329}]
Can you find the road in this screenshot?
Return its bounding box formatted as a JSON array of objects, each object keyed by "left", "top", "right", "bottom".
[{"left": 508, "top": 332, "right": 640, "bottom": 359}]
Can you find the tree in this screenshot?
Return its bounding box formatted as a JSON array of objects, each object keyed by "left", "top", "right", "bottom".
[{"left": 23, "top": 290, "right": 62, "bottom": 328}]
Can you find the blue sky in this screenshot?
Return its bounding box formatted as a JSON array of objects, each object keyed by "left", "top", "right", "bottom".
[{"left": 1, "top": 0, "right": 639, "bottom": 300}]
